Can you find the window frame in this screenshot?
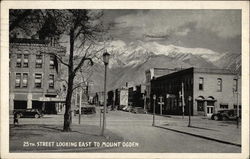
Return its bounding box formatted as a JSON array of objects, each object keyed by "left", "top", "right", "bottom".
[
  {"left": 16, "top": 54, "right": 22, "bottom": 68},
  {"left": 49, "top": 74, "right": 55, "bottom": 89},
  {"left": 15, "top": 73, "right": 21, "bottom": 88},
  {"left": 35, "top": 55, "right": 43, "bottom": 68},
  {"left": 199, "top": 77, "right": 204, "bottom": 91},
  {"left": 34, "top": 73, "right": 42, "bottom": 88},
  {"left": 22, "top": 73, "right": 28, "bottom": 88},
  {"left": 23, "top": 54, "right": 29, "bottom": 68},
  {"left": 217, "top": 78, "right": 222, "bottom": 92}
]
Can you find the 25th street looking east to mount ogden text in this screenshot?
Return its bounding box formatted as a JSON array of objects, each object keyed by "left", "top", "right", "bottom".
[{"left": 9, "top": 9, "right": 241, "bottom": 153}]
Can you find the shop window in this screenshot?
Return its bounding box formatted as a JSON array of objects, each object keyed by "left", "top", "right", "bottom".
[
  {"left": 49, "top": 74, "right": 54, "bottom": 89},
  {"left": 35, "top": 74, "right": 42, "bottom": 88},
  {"left": 220, "top": 104, "right": 228, "bottom": 109},
  {"left": 16, "top": 54, "right": 22, "bottom": 67},
  {"left": 23, "top": 54, "right": 29, "bottom": 68},
  {"left": 22, "top": 73, "right": 28, "bottom": 88},
  {"left": 15, "top": 73, "right": 21, "bottom": 88},
  {"left": 36, "top": 55, "right": 43, "bottom": 68},
  {"left": 199, "top": 77, "right": 204, "bottom": 90}
]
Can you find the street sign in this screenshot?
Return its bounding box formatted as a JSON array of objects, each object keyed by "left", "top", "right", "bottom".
[{"left": 158, "top": 96, "right": 164, "bottom": 115}]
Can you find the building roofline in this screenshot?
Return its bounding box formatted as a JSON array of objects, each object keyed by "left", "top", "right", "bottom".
[{"left": 153, "top": 67, "right": 237, "bottom": 81}]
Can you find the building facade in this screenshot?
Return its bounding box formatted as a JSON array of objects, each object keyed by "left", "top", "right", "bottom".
[
  {"left": 145, "top": 68, "right": 183, "bottom": 110},
  {"left": 150, "top": 67, "right": 241, "bottom": 117},
  {"left": 9, "top": 38, "right": 66, "bottom": 114}
]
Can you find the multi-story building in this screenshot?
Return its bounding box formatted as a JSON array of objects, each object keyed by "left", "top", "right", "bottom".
[
  {"left": 145, "top": 68, "right": 183, "bottom": 110},
  {"left": 150, "top": 67, "right": 241, "bottom": 117},
  {"left": 9, "top": 38, "right": 66, "bottom": 114}
]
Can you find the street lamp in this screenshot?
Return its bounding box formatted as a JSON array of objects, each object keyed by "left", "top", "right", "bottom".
[{"left": 101, "top": 51, "right": 110, "bottom": 136}]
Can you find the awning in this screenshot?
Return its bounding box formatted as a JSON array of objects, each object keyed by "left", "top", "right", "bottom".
[
  {"left": 39, "top": 97, "right": 65, "bottom": 102},
  {"left": 195, "top": 96, "right": 205, "bottom": 101}
]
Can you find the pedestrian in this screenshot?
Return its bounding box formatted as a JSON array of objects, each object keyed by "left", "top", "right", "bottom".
[{"left": 14, "top": 113, "right": 19, "bottom": 126}]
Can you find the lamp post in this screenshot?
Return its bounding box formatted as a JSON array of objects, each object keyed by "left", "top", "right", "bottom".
[
  {"left": 101, "top": 51, "right": 110, "bottom": 136},
  {"left": 152, "top": 94, "right": 156, "bottom": 126}
]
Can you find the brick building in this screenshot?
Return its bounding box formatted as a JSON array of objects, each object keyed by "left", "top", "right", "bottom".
[
  {"left": 150, "top": 67, "right": 241, "bottom": 117},
  {"left": 9, "top": 38, "right": 66, "bottom": 114}
]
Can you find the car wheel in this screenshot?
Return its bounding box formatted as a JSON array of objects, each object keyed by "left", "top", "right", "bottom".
[
  {"left": 214, "top": 115, "right": 219, "bottom": 121},
  {"left": 222, "top": 116, "right": 228, "bottom": 121},
  {"left": 34, "top": 114, "right": 39, "bottom": 118}
]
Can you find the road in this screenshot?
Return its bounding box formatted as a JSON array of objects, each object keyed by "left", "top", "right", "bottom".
[
  {"left": 72, "top": 108, "right": 240, "bottom": 153},
  {"left": 10, "top": 107, "right": 241, "bottom": 153}
]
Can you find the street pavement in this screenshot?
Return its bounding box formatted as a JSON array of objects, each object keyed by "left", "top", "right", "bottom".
[{"left": 9, "top": 106, "right": 241, "bottom": 153}]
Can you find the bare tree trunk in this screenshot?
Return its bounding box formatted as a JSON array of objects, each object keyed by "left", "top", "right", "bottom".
[
  {"left": 63, "top": 29, "right": 75, "bottom": 132},
  {"left": 63, "top": 74, "right": 74, "bottom": 131}
]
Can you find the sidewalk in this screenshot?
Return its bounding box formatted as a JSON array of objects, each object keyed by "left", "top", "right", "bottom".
[{"left": 156, "top": 115, "right": 241, "bottom": 147}]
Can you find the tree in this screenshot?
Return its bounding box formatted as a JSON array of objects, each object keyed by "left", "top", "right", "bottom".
[{"left": 9, "top": 9, "right": 108, "bottom": 131}]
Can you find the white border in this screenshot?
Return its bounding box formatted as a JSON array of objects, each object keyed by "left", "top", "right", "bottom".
[{"left": 1, "top": 1, "right": 249, "bottom": 159}]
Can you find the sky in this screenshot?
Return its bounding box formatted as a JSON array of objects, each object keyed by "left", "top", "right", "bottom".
[{"left": 102, "top": 9, "right": 241, "bottom": 54}]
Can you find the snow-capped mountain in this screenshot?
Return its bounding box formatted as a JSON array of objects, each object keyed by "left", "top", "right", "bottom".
[{"left": 105, "top": 40, "right": 223, "bottom": 68}]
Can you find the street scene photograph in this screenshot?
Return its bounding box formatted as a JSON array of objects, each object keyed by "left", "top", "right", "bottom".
[{"left": 7, "top": 8, "right": 243, "bottom": 154}]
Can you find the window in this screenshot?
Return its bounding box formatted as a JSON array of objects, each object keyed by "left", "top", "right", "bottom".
[
  {"left": 36, "top": 55, "right": 42, "bottom": 68},
  {"left": 49, "top": 74, "right": 54, "bottom": 89},
  {"left": 16, "top": 54, "right": 22, "bottom": 67},
  {"left": 217, "top": 78, "right": 222, "bottom": 92},
  {"left": 15, "top": 73, "right": 21, "bottom": 88},
  {"left": 49, "top": 55, "right": 55, "bottom": 69},
  {"left": 199, "top": 77, "right": 204, "bottom": 90},
  {"left": 23, "top": 54, "right": 29, "bottom": 68},
  {"left": 197, "top": 101, "right": 204, "bottom": 111},
  {"left": 233, "top": 79, "right": 238, "bottom": 92},
  {"left": 220, "top": 104, "right": 228, "bottom": 109},
  {"left": 22, "top": 73, "right": 28, "bottom": 88},
  {"left": 35, "top": 74, "right": 42, "bottom": 88}
]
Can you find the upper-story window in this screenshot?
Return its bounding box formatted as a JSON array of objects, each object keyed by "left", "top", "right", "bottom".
[
  {"left": 199, "top": 77, "right": 204, "bottom": 90},
  {"left": 50, "top": 55, "right": 55, "bottom": 69},
  {"left": 35, "top": 73, "right": 42, "bottom": 88},
  {"left": 233, "top": 79, "right": 238, "bottom": 92},
  {"left": 22, "top": 73, "right": 28, "bottom": 88},
  {"left": 15, "top": 73, "right": 21, "bottom": 88},
  {"left": 23, "top": 54, "right": 29, "bottom": 68},
  {"left": 16, "top": 54, "right": 22, "bottom": 68},
  {"left": 49, "top": 74, "right": 54, "bottom": 89},
  {"left": 217, "top": 78, "right": 222, "bottom": 92},
  {"left": 36, "top": 55, "right": 43, "bottom": 68}
]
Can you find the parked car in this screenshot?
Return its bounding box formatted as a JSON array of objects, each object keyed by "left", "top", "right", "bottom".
[
  {"left": 131, "top": 107, "right": 146, "bottom": 114},
  {"left": 117, "top": 105, "right": 126, "bottom": 110},
  {"left": 74, "top": 106, "right": 96, "bottom": 115},
  {"left": 14, "top": 109, "right": 42, "bottom": 118},
  {"left": 123, "top": 106, "right": 133, "bottom": 112},
  {"left": 211, "top": 109, "right": 241, "bottom": 121}
]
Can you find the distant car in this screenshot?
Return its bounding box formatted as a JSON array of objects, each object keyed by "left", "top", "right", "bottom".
[
  {"left": 211, "top": 109, "right": 241, "bottom": 121},
  {"left": 14, "top": 109, "right": 42, "bottom": 118}
]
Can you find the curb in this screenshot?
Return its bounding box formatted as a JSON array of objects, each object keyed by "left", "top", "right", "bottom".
[{"left": 155, "top": 125, "right": 241, "bottom": 147}]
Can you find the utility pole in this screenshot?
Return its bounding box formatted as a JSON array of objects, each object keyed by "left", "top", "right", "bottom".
[
  {"left": 188, "top": 96, "right": 192, "bottom": 127},
  {"left": 152, "top": 94, "right": 156, "bottom": 126},
  {"left": 181, "top": 82, "right": 185, "bottom": 119}
]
